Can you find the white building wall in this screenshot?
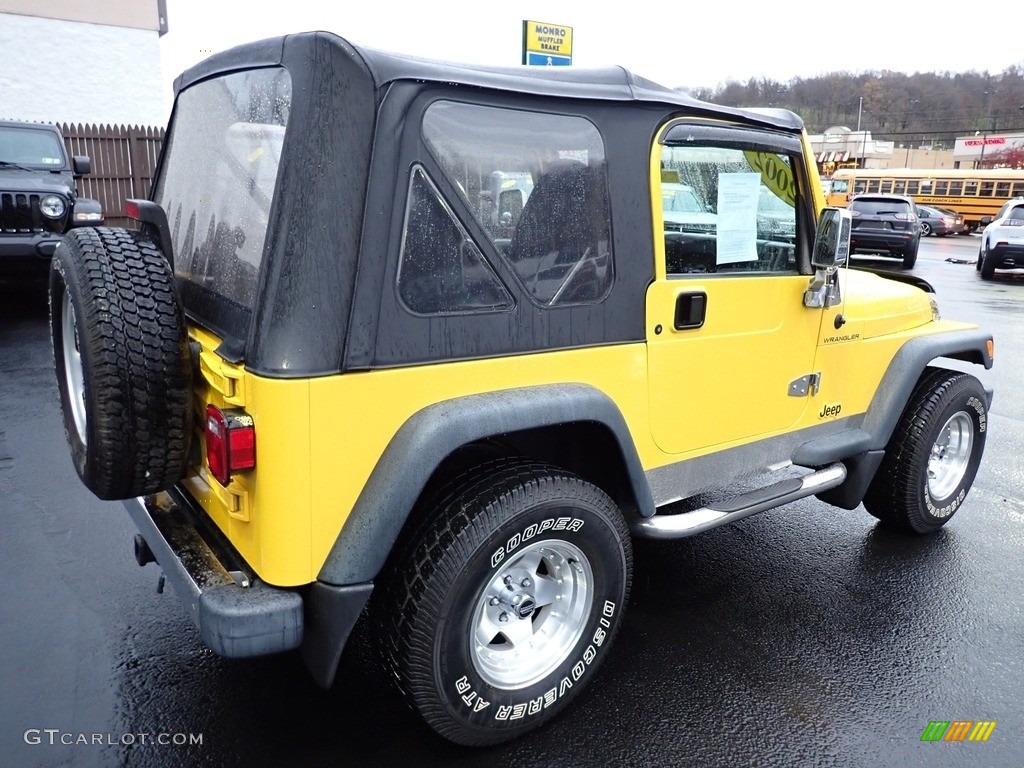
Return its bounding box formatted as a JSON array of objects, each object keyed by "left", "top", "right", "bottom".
[{"left": 0, "top": 13, "right": 164, "bottom": 126}]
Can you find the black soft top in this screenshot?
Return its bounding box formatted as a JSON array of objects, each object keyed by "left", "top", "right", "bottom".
[
  {"left": 164, "top": 31, "right": 809, "bottom": 376},
  {"left": 174, "top": 31, "right": 804, "bottom": 134}
]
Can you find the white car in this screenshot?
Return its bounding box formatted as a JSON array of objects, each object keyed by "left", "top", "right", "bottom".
[{"left": 977, "top": 197, "right": 1024, "bottom": 279}]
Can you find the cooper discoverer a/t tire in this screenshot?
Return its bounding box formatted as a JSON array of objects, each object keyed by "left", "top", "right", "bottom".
[
  {"left": 376, "top": 460, "right": 632, "bottom": 746},
  {"left": 49, "top": 227, "right": 192, "bottom": 500},
  {"left": 863, "top": 368, "right": 987, "bottom": 534}
]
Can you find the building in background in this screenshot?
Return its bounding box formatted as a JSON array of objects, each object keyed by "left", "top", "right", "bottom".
[
  {"left": 0, "top": 0, "right": 167, "bottom": 126},
  {"left": 953, "top": 132, "right": 1024, "bottom": 169}
]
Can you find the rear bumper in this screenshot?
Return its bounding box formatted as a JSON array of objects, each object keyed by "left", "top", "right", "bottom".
[
  {"left": 988, "top": 243, "right": 1024, "bottom": 268},
  {"left": 850, "top": 230, "right": 916, "bottom": 252},
  {"left": 123, "top": 490, "right": 304, "bottom": 657}
]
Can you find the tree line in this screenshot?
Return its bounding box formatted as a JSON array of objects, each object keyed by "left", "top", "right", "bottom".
[{"left": 686, "top": 67, "right": 1024, "bottom": 149}]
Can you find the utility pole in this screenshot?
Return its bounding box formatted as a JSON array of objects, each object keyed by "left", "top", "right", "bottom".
[
  {"left": 857, "top": 97, "right": 867, "bottom": 168},
  {"left": 980, "top": 87, "right": 994, "bottom": 169}
]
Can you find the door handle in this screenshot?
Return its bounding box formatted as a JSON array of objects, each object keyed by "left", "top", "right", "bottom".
[{"left": 674, "top": 291, "right": 707, "bottom": 330}]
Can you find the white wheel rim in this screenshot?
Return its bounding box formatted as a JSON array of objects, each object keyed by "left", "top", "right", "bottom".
[
  {"left": 928, "top": 412, "right": 973, "bottom": 501},
  {"left": 471, "top": 539, "right": 593, "bottom": 690},
  {"left": 61, "top": 291, "right": 88, "bottom": 445}
]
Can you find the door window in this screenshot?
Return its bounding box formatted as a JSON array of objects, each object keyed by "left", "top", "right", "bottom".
[{"left": 659, "top": 144, "right": 800, "bottom": 276}]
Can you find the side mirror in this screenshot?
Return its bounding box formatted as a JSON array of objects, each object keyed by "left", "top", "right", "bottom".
[
  {"left": 811, "top": 207, "right": 851, "bottom": 269},
  {"left": 980, "top": 216, "right": 992, "bottom": 226},
  {"left": 72, "top": 155, "right": 91, "bottom": 176},
  {"left": 70, "top": 197, "right": 104, "bottom": 227}
]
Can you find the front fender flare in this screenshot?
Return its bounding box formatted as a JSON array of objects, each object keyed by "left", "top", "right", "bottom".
[{"left": 859, "top": 328, "right": 994, "bottom": 451}]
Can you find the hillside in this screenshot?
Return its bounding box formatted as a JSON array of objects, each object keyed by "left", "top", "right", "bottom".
[{"left": 687, "top": 67, "right": 1024, "bottom": 147}]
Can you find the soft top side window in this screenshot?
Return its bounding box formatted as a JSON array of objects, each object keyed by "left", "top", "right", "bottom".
[
  {"left": 397, "top": 167, "right": 514, "bottom": 316},
  {"left": 422, "top": 100, "right": 613, "bottom": 307}
]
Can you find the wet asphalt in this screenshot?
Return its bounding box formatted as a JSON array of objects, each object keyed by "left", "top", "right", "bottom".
[{"left": 1, "top": 235, "right": 1022, "bottom": 768}]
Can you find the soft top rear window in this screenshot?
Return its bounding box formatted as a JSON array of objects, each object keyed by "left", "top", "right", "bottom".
[
  {"left": 153, "top": 67, "right": 291, "bottom": 344},
  {"left": 850, "top": 199, "right": 912, "bottom": 214}
]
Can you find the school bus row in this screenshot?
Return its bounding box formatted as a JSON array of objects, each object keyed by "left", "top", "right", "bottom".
[{"left": 826, "top": 168, "right": 1024, "bottom": 230}]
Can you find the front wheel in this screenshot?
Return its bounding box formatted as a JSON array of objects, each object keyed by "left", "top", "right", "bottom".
[
  {"left": 920, "top": 221, "right": 932, "bottom": 236},
  {"left": 376, "top": 460, "right": 632, "bottom": 746},
  {"left": 863, "top": 369, "right": 988, "bottom": 533}
]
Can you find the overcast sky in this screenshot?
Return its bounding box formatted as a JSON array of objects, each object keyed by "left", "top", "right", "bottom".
[{"left": 159, "top": 0, "right": 1024, "bottom": 111}]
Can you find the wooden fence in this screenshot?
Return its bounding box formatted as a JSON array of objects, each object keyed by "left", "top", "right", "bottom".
[{"left": 58, "top": 123, "right": 165, "bottom": 227}]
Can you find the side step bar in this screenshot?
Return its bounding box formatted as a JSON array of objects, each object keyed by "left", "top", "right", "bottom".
[{"left": 630, "top": 462, "right": 847, "bottom": 539}]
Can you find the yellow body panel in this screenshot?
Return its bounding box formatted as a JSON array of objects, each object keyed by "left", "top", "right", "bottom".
[
  {"left": 189, "top": 327, "right": 656, "bottom": 586},
  {"left": 646, "top": 275, "right": 822, "bottom": 453}
]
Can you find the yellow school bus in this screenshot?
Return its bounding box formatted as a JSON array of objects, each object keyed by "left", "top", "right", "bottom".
[{"left": 827, "top": 168, "right": 1024, "bottom": 230}]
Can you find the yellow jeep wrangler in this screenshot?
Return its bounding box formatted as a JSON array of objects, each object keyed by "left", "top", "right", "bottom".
[{"left": 49, "top": 32, "right": 994, "bottom": 746}]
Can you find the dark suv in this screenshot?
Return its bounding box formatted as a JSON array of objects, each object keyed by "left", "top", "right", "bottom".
[
  {"left": 848, "top": 193, "right": 921, "bottom": 268},
  {"left": 0, "top": 120, "right": 102, "bottom": 279}
]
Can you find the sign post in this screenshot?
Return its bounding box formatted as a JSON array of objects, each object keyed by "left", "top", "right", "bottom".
[{"left": 522, "top": 20, "right": 573, "bottom": 67}]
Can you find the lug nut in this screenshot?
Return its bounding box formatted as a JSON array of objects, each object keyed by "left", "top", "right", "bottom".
[
  {"left": 521, "top": 577, "right": 531, "bottom": 588},
  {"left": 499, "top": 612, "right": 509, "bottom": 623}
]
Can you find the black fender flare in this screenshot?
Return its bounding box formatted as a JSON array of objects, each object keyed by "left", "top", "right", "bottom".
[
  {"left": 316, "top": 383, "right": 653, "bottom": 585},
  {"left": 802, "top": 328, "right": 993, "bottom": 509},
  {"left": 859, "top": 328, "right": 993, "bottom": 449}
]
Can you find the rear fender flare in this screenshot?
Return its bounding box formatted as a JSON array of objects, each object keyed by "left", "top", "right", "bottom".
[{"left": 317, "top": 383, "right": 653, "bottom": 585}]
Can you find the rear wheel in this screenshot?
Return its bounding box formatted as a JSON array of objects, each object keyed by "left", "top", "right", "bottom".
[
  {"left": 376, "top": 460, "right": 632, "bottom": 746},
  {"left": 901, "top": 240, "right": 919, "bottom": 269},
  {"left": 49, "top": 227, "right": 192, "bottom": 500},
  {"left": 979, "top": 241, "right": 996, "bottom": 279},
  {"left": 863, "top": 369, "right": 987, "bottom": 534}
]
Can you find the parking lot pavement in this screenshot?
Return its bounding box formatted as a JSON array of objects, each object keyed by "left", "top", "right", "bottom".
[{"left": 2, "top": 242, "right": 1023, "bottom": 766}]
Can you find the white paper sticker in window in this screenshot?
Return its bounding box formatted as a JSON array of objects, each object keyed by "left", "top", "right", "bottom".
[{"left": 716, "top": 173, "right": 760, "bottom": 265}]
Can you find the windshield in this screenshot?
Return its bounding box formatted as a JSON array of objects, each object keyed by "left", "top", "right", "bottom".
[{"left": 0, "top": 125, "right": 66, "bottom": 168}]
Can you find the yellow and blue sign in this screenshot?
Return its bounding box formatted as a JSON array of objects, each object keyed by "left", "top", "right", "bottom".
[{"left": 522, "top": 20, "right": 573, "bottom": 67}]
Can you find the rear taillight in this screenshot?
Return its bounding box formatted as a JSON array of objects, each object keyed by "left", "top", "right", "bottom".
[
  {"left": 205, "top": 405, "right": 256, "bottom": 487},
  {"left": 1004, "top": 219, "right": 1024, "bottom": 227},
  {"left": 894, "top": 213, "right": 912, "bottom": 220},
  {"left": 941, "top": 217, "right": 954, "bottom": 226}
]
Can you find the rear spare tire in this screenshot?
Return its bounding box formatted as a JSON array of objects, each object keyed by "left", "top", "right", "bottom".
[{"left": 49, "top": 227, "right": 192, "bottom": 500}]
